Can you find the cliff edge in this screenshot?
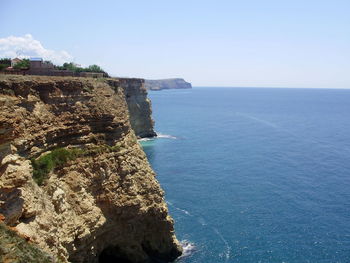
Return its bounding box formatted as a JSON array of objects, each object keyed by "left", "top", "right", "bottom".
[
  {"left": 0, "top": 75, "right": 181, "bottom": 262},
  {"left": 145, "top": 79, "right": 192, "bottom": 91},
  {"left": 109, "top": 78, "right": 157, "bottom": 138}
]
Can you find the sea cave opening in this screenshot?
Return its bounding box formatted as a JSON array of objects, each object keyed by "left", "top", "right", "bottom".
[{"left": 98, "top": 246, "right": 133, "bottom": 263}]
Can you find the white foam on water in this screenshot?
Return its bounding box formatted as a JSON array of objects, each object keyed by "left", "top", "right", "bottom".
[
  {"left": 212, "top": 227, "right": 232, "bottom": 262},
  {"left": 137, "top": 137, "right": 155, "bottom": 142},
  {"left": 166, "top": 201, "right": 233, "bottom": 262},
  {"left": 138, "top": 131, "right": 177, "bottom": 142},
  {"left": 166, "top": 201, "right": 231, "bottom": 261},
  {"left": 177, "top": 207, "right": 191, "bottom": 216},
  {"left": 167, "top": 201, "right": 192, "bottom": 216},
  {"left": 236, "top": 112, "right": 280, "bottom": 130},
  {"left": 235, "top": 112, "right": 350, "bottom": 161},
  {"left": 236, "top": 112, "right": 301, "bottom": 139},
  {"left": 198, "top": 217, "right": 207, "bottom": 226},
  {"left": 178, "top": 240, "right": 196, "bottom": 259},
  {"left": 156, "top": 132, "right": 177, "bottom": 139}
]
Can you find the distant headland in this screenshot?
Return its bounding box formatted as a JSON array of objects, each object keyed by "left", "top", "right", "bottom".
[{"left": 145, "top": 78, "right": 192, "bottom": 90}]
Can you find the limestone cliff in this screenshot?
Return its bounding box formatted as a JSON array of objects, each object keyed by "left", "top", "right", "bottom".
[
  {"left": 0, "top": 75, "right": 182, "bottom": 262},
  {"left": 109, "top": 78, "right": 156, "bottom": 138},
  {"left": 145, "top": 79, "right": 192, "bottom": 91},
  {"left": 0, "top": 221, "right": 54, "bottom": 262}
]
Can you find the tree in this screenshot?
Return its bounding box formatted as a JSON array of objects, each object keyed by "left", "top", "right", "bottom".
[
  {"left": 0, "top": 58, "right": 11, "bottom": 71},
  {"left": 59, "top": 62, "right": 83, "bottom": 73},
  {"left": 13, "top": 59, "right": 29, "bottom": 69},
  {"left": 87, "top": 64, "right": 104, "bottom": 73},
  {"left": 0, "top": 58, "right": 11, "bottom": 65},
  {"left": 55, "top": 61, "right": 109, "bottom": 76}
]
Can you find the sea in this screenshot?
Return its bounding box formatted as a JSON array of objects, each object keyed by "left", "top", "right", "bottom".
[{"left": 139, "top": 87, "right": 350, "bottom": 263}]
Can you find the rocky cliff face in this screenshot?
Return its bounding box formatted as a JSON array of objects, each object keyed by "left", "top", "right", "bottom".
[
  {"left": 0, "top": 220, "right": 54, "bottom": 262},
  {"left": 109, "top": 78, "right": 156, "bottom": 138},
  {"left": 0, "top": 75, "right": 182, "bottom": 262},
  {"left": 145, "top": 79, "right": 192, "bottom": 91}
]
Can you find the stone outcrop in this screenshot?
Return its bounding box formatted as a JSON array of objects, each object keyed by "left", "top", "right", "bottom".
[
  {"left": 0, "top": 220, "right": 54, "bottom": 262},
  {"left": 0, "top": 75, "right": 182, "bottom": 262},
  {"left": 145, "top": 78, "right": 192, "bottom": 91},
  {"left": 108, "top": 78, "right": 156, "bottom": 138}
]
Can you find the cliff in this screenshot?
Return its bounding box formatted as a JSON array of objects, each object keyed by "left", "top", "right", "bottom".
[
  {"left": 0, "top": 75, "right": 182, "bottom": 262},
  {"left": 0, "top": 221, "right": 53, "bottom": 262},
  {"left": 144, "top": 78, "right": 192, "bottom": 91},
  {"left": 110, "top": 78, "right": 156, "bottom": 138}
]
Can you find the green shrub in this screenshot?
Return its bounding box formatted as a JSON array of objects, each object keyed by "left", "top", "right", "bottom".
[
  {"left": 56, "top": 62, "right": 108, "bottom": 75},
  {"left": 0, "top": 64, "right": 8, "bottom": 71},
  {"left": 0, "top": 58, "right": 11, "bottom": 71},
  {"left": 13, "top": 59, "right": 29, "bottom": 69},
  {"left": 31, "top": 145, "right": 120, "bottom": 185},
  {"left": 0, "top": 58, "right": 11, "bottom": 65},
  {"left": 31, "top": 148, "right": 81, "bottom": 185}
]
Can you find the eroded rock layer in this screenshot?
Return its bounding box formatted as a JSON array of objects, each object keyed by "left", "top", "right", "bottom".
[
  {"left": 0, "top": 75, "right": 181, "bottom": 262},
  {"left": 108, "top": 78, "right": 156, "bottom": 138}
]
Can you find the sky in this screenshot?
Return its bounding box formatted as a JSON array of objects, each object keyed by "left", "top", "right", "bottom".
[{"left": 0, "top": 0, "right": 350, "bottom": 88}]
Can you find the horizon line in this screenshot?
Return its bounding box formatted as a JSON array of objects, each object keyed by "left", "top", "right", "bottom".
[{"left": 192, "top": 86, "right": 350, "bottom": 90}]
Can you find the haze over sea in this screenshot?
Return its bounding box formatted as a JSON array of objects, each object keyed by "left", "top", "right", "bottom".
[{"left": 140, "top": 87, "right": 350, "bottom": 263}]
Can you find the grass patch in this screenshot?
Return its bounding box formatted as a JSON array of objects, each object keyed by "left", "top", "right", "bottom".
[
  {"left": 0, "top": 222, "right": 54, "bottom": 262},
  {"left": 31, "top": 145, "right": 121, "bottom": 185},
  {"left": 31, "top": 148, "right": 82, "bottom": 186}
]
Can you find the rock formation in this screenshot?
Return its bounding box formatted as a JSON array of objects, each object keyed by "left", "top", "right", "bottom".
[
  {"left": 109, "top": 78, "right": 156, "bottom": 138},
  {"left": 0, "top": 75, "right": 182, "bottom": 262},
  {"left": 0, "top": 220, "right": 54, "bottom": 262},
  {"left": 145, "top": 78, "right": 192, "bottom": 91}
]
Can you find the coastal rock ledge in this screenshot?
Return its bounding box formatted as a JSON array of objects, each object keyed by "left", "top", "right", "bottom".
[
  {"left": 0, "top": 75, "right": 182, "bottom": 262},
  {"left": 145, "top": 78, "right": 192, "bottom": 91}
]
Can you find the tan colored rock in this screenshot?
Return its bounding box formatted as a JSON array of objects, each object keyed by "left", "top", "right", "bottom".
[
  {"left": 107, "top": 78, "right": 157, "bottom": 138},
  {"left": 0, "top": 75, "right": 181, "bottom": 262}
]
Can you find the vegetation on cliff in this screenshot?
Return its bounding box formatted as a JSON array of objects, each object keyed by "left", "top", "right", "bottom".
[
  {"left": 55, "top": 62, "right": 108, "bottom": 75},
  {"left": 31, "top": 145, "right": 121, "bottom": 185},
  {"left": 0, "top": 222, "right": 53, "bottom": 263},
  {"left": 31, "top": 148, "right": 81, "bottom": 185},
  {"left": 0, "top": 57, "right": 108, "bottom": 77}
]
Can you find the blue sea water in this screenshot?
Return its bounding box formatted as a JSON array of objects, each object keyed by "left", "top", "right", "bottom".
[{"left": 140, "top": 88, "right": 350, "bottom": 263}]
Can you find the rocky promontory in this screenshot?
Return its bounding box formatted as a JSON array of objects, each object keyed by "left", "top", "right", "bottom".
[
  {"left": 0, "top": 75, "right": 181, "bottom": 262},
  {"left": 112, "top": 78, "right": 157, "bottom": 138},
  {"left": 145, "top": 78, "right": 192, "bottom": 91}
]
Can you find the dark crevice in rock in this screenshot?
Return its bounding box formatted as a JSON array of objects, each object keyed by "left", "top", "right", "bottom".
[
  {"left": 141, "top": 242, "right": 182, "bottom": 263},
  {"left": 98, "top": 246, "right": 133, "bottom": 263}
]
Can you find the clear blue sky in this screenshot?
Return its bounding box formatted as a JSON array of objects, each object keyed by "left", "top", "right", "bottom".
[{"left": 1, "top": 0, "right": 350, "bottom": 88}]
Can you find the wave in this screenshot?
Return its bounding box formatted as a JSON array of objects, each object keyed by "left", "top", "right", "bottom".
[
  {"left": 156, "top": 132, "right": 177, "bottom": 139},
  {"left": 198, "top": 217, "right": 207, "bottom": 226},
  {"left": 236, "top": 112, "right": 350, "bottom": 159},
  {"left": 175, "top": 206, "right": 192, "bottom": 216},
  {"left": 138, "top": 137, "right": 155, "bottom": 142},
  {"left": 236, "top": 112, "right": 280, "bottom": 129},
  {"left": 166, "top": 201, "right": 192, "bottom": 216},
  {"left": 167, "top": 201, "right": 231, "bottom": 261},
  {"left": 178, "top": 240, "right": 196, "bottom": 259},
  {"left": 213, "top": 227, "right": 231, "bottom": 262},
  {"left": 137, "top": 132, "right": 177, "bottom": 143}
]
